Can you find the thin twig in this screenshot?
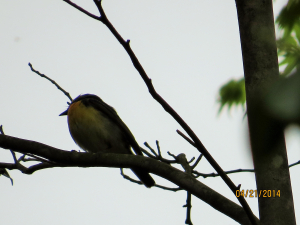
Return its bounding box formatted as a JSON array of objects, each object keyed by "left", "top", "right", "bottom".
[
  {"left": 140, "top": 147, "right": 157, "bottom": 158},
  {"left": 28, "top": 63, "right": 73, "bottom": 102},
  {"left": 177, "top": 129, "right": 196, "bottom": 147},
  {"left": 63, "top": 0, "right": 100, "bottom": 20},
  {"left": 26, "top": 153, "right": 55, "bottom": 164},
  {"left": 169, "top": 153, "right": 194, "bottom": 225},
  {"left": 193, "top": 168, "right": 255, "bottom": 178},
  {"left": 21, "top": 158, "right": 42, "bottom": 162},
  {"left": 120, "top": 169, "right": 183, "bottom": 192},
  {"left": 188, "top": 157, "right": 195, "bottom": 164},
  {"left": 120, "top": 168, "right": 143, "bottom": 185},
  {"left": 0, "top": 161, "right": 63, "bottom": 174},
  {"left": 156, "top": 140, "right": 162, "bottom": 156},
  {"left": 144, "top": 142, "right": 176, "bottom": 164},
  {"left": 191, "top": 154, "right": 203, "bottom": 169},
  {"left": 167, "top": 151, "right": 176, "bottom": 159},
  {"left": 144, "top": 142, "right": 158, "bottom": 157},
  {"left": 193, "top": 160, "right": 300, "bottom": 178},
  {"left": 289, "top": 160, "right": 300, "bottom": 168},
  {"left": 155, "top": 184, "right": 183, "bottom": 192},
  {"left": 18, "top": 154, "right": 26, "bottom": 162},
  {"left": 184, "top": 192, "right": 193, "bottom": 225},
  {"left": 0, "top": 168, "right": 13, "bottom": 185}
]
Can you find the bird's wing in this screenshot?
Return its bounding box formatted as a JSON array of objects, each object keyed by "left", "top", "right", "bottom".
[{"left": 88, "top": 98, "right": 143, "bottom": 156}]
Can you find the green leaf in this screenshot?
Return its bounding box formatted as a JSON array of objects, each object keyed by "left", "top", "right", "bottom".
[
  {"left": 217, "top": 78, "right": 246, "bottom": 114},
  {"left": 276, "top": 0, "right": 300, "bottom": 36},
  {"left": 294, "top": 23, "right": 300, "bottom": 42},
  {"left": 281, "top": 56, "right": 299, "bottom": 76},
  {"left": 277, "top": 33, "right": 300, "bottom": 76}
]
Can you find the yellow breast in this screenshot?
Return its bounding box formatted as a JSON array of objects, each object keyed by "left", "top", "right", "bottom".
[{"left": 67, "top": 100, "right": 128, "bottom": 154}]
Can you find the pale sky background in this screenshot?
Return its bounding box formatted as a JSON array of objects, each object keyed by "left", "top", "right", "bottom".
[{"left": 1, "top": 0, "right": 299, "bottom": 224}]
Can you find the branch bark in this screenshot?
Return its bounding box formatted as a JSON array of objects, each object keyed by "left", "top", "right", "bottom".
[
  {"left": 235, "top": 0, "right": 296, "bottom": 224},
  {"left": 0, "top": 134, "right": 258, "bottom": 225}
]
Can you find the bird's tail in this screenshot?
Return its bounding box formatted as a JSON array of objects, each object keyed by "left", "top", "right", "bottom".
[{"left": 131, "top": 168, "right": 155, "bottom": 188}]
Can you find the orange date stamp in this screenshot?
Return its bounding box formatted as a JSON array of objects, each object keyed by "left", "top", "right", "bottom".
[{"left": 236, "top": 189, "right": 280, "bottom": 198}]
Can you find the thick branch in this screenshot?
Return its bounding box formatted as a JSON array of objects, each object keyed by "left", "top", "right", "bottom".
[
  {"left": 0, "top": 134, "right": 257, "bottom": 225},
  {"left": 236, "top": 0, "right": 295, "bottom": 224}
]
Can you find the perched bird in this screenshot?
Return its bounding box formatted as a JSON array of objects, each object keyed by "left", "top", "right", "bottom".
[{"left": 60, "top": 94, "right": 155, "bottom": 188}]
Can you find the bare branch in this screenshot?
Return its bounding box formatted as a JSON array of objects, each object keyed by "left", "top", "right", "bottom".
[
  {"left": 120, "top": 168, "right": 143, "bottom": 185},
  {"left": 289, "top": 160, "right": 300, "bottom": 168},
  {"left": 183, "top": 192, "right": 193, "bottom": 225},
  {"left": 61, "top": 1, "right": 258, "bottom": 223},
  {"left": 0, "top": 161, "right": 62, "bottom": 174},
  {"left": 156, "top": 140, "right": 162, "bottom": 157},
  {"left": 0, "top": 134, "right": 258, "bottom": 225},
  {"left": 170, "top": 153, "right": 194, "bottom": 225},
  {"left": 0, "top": 126, "right": 18, "bottom": 164},
  {"left": 155, "top": 184, "right": 182, "bottom": 192},
  {"left": 143, "top": 142, "right": 176, "bottom": 164},
  {"left": 63, "top": 0, "right": 100, "bottom": 20},
  {"left": 25, "top": 153, "right": 55, "bottom": 164},
  {"left": 192, "top": 159, "right": 300, "bottom": 178},
  {"left": 170, "top": 153, "right": 192, "bottom": 175},
  {"left": 28, "top": 63, "right": 73, "bottom": 102},
  {"left": 18, "top": 154, "right": 26, "bottom": 162},
  {"left": 143, "top": 142, "right": 158, "bottom": 157},
  {"left": 0, "top": 167, "right": 13, "bottom": 185},
  {"left": 140, "top": 147, "right": 157, "bottom": 158},
  {"left": 82, "top": 2, "right": 257, "bottom": 223},
  {"left": 191, "top": 154, "right": 203, "bottom": 169},
  {"left": 187, "top": 157, "right": 195, "bottom": 164},
  {"left": 120, "top": 169, "right": 183, "bottom": 192},
  {"left": 177, "top": 129, "right": 196, "bottom": 147},
  {"left": 193, "top": 168, "right": 255, "bottom": 178}
]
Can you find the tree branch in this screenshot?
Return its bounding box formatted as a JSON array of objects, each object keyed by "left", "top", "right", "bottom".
[
  {"left": 63, "top": 0, "right": 100, "bottom": 21},
  {"left": 236, "top": 0, "right": 295, "bottom": 223},
  {"left": 28, "top": 63, "right": 73, "bottom": 102},
  {"left": 0, "top": 134, "right": 258, "bottom": 225},
  {"left": 120, "top": 168, "right": 182, "bottom": 192},
  {"left": 85, "top": 1, "right": 257, "bottom": 223},
  {"left": 184, "top": 192, "right": 193, "bottom": 225},
  {"left": 193, "top": 169, "right": 255, "bottom": 178}
]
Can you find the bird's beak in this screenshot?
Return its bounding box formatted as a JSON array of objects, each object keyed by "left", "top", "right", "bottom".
[{"left": 59, "top": 109, "right": 68, "bottom": 116}]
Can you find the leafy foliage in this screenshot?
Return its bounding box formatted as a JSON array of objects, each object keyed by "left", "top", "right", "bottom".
[
  {"left": 218, "top": 0, "right": 300, "bottom": 114},
  {"left": 217, "top": 78, "right": 246, "bottom": 113},
  {"left": 276, "top": 0, "right": 300, "bottom": 36},
  {"left": 277, "top": 24, "right": 300, "bottom": 76}
]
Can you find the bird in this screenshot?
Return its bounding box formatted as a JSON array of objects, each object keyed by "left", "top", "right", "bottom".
[{"left": 59, "top": 94, "right": 155, "bottom": 188}]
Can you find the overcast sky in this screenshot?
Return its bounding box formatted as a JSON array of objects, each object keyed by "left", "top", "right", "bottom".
[{"left": 1, "top": 0, "right": 299, "bottom": 224}]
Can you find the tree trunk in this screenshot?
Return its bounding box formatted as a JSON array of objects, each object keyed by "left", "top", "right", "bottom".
[{"left": 235, "top": 0, "right": 296, "bottom": 224}]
